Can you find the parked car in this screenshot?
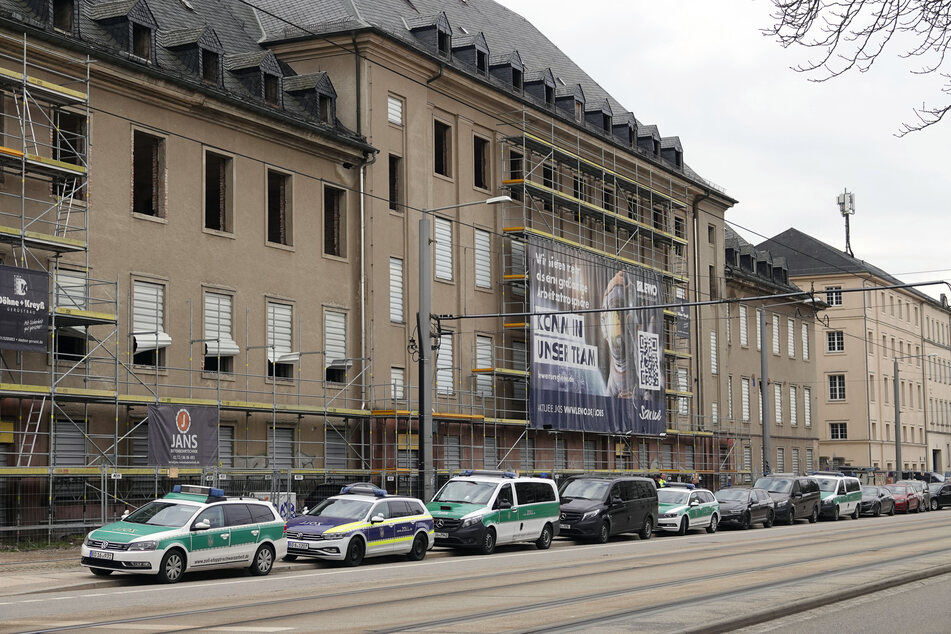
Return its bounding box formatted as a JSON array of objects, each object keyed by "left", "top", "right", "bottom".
[
  {"left": 284, "top": 483, "right": 433, "bottom": 566},
  {"left": 80, "top": 485, "right": 287, "bottom": 583},
  {"left": 657, "top": 484, "right": 719, "bottom": 535},
  {"left": 896, "top": 480, "right": 930, "bottom": 512},
  {"left": 558, "top": 475, "right": 657, "bottom": 542},
  {"left": 814, "top": 473, "right": 863, "bottom": 520},
  {"left": 860, "top": 486, "right": 895, "bottom": 517},
  {"left": 928, "top": 481, "right": 951, "bottom": 510},
  {"left": 714, "top": 487, "right": 774, "bottom": 529},
  {"left": 427, "top": 470, "right": 560, "bottom": 555},
  {"left": 883, "top": 484, "right": 919, "bottom": 513},
  {"left": 753, "top": 474, "right": 821, "bottom": 524}
]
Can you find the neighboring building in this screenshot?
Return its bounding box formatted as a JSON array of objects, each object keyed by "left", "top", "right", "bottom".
[
  {"left": 0, "top": 0, "right": 739, "bottom": 537},
  {"left": 923, "top": 297, "right": 951, "bottom": 472},
  {"left": 759, "top": 229, "right": 951, "bottom": 476},
  {"left": 720, "top": 228, "right": 822, "bottom": 482}
]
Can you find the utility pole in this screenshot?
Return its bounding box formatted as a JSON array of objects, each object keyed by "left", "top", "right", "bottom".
[
  {"left": 760, "top": 308, "right": 770, "bottom": 476},
  {"left": 894, "top": 357, "right": 902, "bottom": 480},
  {"left": 418, "top": 215, "right": 434, "bottom": 502}
]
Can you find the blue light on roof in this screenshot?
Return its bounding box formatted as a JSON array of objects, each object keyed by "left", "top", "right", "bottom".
[{"left": 340, "top": 483, "right": 387, "bottom": 497}]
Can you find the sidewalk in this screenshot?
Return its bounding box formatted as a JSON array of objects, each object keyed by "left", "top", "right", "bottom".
[{"left": 0, "top": 546, "right": 97, "bottom": 597}]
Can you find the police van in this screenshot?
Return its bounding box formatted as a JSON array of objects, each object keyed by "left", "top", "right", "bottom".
[
  {"left": 284, "top": 483, "right": 433, "bottom": 566},
  {"left": 427, "top": 471, "right": 560, "bottom": 555},
  {"left": 813, "top": 472, "right": 863, "bottom": 520},
  {"left": 80, "top": 485, "right": 287, "bottom": 583}
]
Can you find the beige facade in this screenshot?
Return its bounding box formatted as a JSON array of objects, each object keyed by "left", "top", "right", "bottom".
[{"left": 923, "top": 299, "right": 951, "bottom": 472}]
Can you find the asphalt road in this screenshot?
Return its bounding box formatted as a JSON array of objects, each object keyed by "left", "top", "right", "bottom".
[{"left": 3, "top": 510, "right": 951, "bottom": 633}]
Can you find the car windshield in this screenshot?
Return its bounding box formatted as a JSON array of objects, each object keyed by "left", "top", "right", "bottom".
[
  {"left": 884, "top": 485, "right": 907, "bottom": 495},
  {"left": 560, "top": 479, "right": 611, "bottom": 500},
  {"left": 431, "top": 480, "right": 498, "bottom": 505},
  {"left": 897, "top": 481, "right": 921, "bottom": 491},
  {"left": 307, "top": 498, "right": 372, "bottom": 520},
  {"left": 124, "top": 501, "right": 199, "bottom": 527},
  {"left": 863, "top": 487, "right": 880, "bottom": 495},
  {"left": 816, "top": 478, "right": 839, "bottom": 493},
  {"left": 657, "top": 489, "right": 690, "bottom": 505},
  {"left": 715, "top": 489, "right": 750, "bottom": 502},
  {"left": 754, "top": 477, "right": 791, "bottom": 494}
]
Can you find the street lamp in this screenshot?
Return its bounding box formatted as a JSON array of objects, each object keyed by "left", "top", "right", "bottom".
[
  {"left": 418, "top": 195, "right": 512, "bottom": 501},
  {"left": 893, "top": 351, "right": 937, "bottom": 480}
]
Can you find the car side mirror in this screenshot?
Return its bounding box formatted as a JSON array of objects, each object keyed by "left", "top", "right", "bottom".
[
  {"left": 193, "top": 519, "right": 211, "bottom": 531},
  {"left": 689, "top": 500, "right": 700, "bottom": 507},
  {"left": 301, "top": 507, "right": 309, "bottom": 516},
  {"left": 370, "top": 514, "right": 385, "bottom": 524},
  {"left": 120, "top": 509, "right": 130, "bottom": 520},
  {"left": 610, "top": 496, "right": 623, "bottom": 507},
  {"left": 498, "top": 500, "right": 512, "bottom": 510}
]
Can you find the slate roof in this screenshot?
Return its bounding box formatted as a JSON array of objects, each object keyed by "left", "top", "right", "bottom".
[{"left": 725, "top": 226, "right": 808, "bottom": 297}]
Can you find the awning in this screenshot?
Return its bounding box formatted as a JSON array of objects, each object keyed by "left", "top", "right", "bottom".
[
  {"left": 205, "top": 338, "right": 240, "bottom": 357},
  {"left": 267, "top": 350, "right": 300, "bottom": 364},
  {"left": 133, "top": 332, "right": 172, "bottom": 352}
]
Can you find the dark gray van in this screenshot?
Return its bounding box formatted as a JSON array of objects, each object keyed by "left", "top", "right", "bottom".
[
  {"left": 753, "top": 473, "right": 820, "bottom": 524},
  {"left": 558, "top": 475, "right": 658, "bottom": 543}
]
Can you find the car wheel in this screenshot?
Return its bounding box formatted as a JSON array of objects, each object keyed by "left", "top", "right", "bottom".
[
  {"left": 763, "top": 510, "right": 774, "bottom": 528},
  {"left": 832, "top": 506, "right": 840, "bottom": 521},
  {"left": 536, "top": 523, "right": 554, "bottom": 550},
  {"left": 89, "top": 567, "right": 112, "bottom": 576},
  {"left": 250, "top": 544, "right": 274, "bottom": 576},
  {"left": 888, "top": 502, "right": 896, "bottom": 516},
  {"left": 873, "top": 503, "right": 881, "bottom": 517},
  {"left": 283, "top": 554, "right": 298, "bottom": 562},
  {"left": 158, "top": 549, "right": 185, "bottom": 584},
  {"left": 639, "top": 517, "right": 653, "bottom": 540},
  {"left": 706, "top": 514, "right": 718, "bottom": 534},
  {"left": 343, "top": 538, "right": 365, "bottom": 567},
  {"left": 931, "top": 499, "right": 939, "bottom": 512},
  {"left": 741, "top": 512, "right": 751, "bottom": 530},
  {"left": 479, "top": 527, "right": 497, "bottom": 555},
  {"left": 787, "top": 509, "right": 796, "bottom": 525},
  {"left": 677, "top": 517, "right": 689, "bottom": 536},
  {"left": 406, "top": 533, "right": 428, "bottom": 561},
  {"left": 808, "top": 506, "right": 818, "bottom": 523},
  {"left": 851, "top": 504, "right": 860, "bottom": 520},
  {"left": 596, "top": 521, "right": 610, "bottom": 544}
]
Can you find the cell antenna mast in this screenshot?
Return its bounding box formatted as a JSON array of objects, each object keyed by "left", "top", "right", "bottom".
[{"left": 837, "top": 189, "right": 855, "bottom": 257}]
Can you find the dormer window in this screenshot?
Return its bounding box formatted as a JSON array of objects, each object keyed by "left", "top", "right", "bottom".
[
  {"left": 490, "top": 51, "right": 524, "bottom": 94},
  {"left": 132, "top": 23, "right": 152, "bottom": 60},
  {"left": 318, "top": 94, "right": 332, "bottom": 124},
  {"left": 202, "top": 49, "right": 219, "bottom": 85},
  {"left": 574, "top": 101, "right": 582, "bottom": 122},
  {"left": 52, "top": 0, "right": 75, "bottom": 33},
  {"left": 602, "top": 113, "right": 611, "bottom": 132},
  {"left": 545, "top": 84, "right": 554, "bottom": 106},
  {"left": 512, "top": 67, "right": 522, "bottom": 91},
  {"left": 264, "top": 74, "right": 280, "bottom": 106},
  {"left": 437, "top": 29, "right": 451, "bottom": 57},
  {"left": 283, "top": 72, "right": 338, "bottom": 125},
  {"left": 477, "top": 50, "right": 488, "bottom": 75}
]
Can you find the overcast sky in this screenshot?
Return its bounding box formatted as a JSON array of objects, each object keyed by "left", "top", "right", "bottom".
[{"left": 498, "top": 0, "right": 951, "bottom": 300}]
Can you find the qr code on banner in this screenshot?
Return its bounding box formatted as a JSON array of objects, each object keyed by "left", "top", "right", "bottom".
[{"left": 637, "top": 331, "right": 661, "bottom": 391}]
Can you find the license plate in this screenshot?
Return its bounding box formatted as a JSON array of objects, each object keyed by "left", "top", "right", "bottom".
[
  {"left": 559, "top": 523, "right": 570, "bottom": 530},
  {"left": 434, "top": 532, "right": 448, "bottom": 539},
  {"left": 288, "top": 540, "right": 309, "bottom": 550},
  {"left": 90, "top": 550, "right": 113, "bottom": 560}
]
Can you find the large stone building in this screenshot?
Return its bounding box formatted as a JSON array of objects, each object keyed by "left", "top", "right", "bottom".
[
  {"left": 0, "top": 0, "right": 738, "bottom": 536},
  {"left": 760, "top": 229, "right": 951, "bottom": 476}
]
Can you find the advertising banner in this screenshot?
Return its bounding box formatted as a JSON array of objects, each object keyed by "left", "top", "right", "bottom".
[
  {"left": 147, "top": 404, "right": 219, "bottom": 466},
  {"left": 0, "top": 265, "right": 48, "bottom": 352},
  {"left": 675, "top": 298, "right": 690, "bottom": 339},
  {"left": 528, "top": 240, "right": 666, "bottom": 435}
]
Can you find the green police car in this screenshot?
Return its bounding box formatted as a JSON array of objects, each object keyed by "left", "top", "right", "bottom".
[
  {"left": 814, "top": 472, "right": 863, "bottom": 520},
  {"left": 80, "top": 485, "right": 287, "bottom": 583},
  {"left": 656, "top": 484, "right": 720, "bottom": 535}
]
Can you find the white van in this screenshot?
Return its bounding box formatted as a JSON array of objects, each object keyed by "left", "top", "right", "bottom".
[{"left": 813, "top": 472, "right": 862, "bottom": 520}]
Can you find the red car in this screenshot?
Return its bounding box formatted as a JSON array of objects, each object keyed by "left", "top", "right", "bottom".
[{"left": 884, "top": 485, "right": 919, "bottom": 513}]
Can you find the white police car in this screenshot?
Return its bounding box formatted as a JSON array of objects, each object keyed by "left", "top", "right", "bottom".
[
  {"left": 80, "top": 485, "right": 287, "bottom": 583},
  {"left": 283, "top": 483, "right": 434, "bottom": 566},
  {"left": 656, "top": 483, "right": 720, "bottom": 535}
]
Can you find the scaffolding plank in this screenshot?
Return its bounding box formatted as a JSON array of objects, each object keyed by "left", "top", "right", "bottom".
[
  {"left": 0, "top": 225, "right": 86, "bottom": 252},
  {"left": 53, "top": 307, "right": 117, "bottom": 327},
  {"left": 0, "top": 66, "right": 87, "bottom": 103}
]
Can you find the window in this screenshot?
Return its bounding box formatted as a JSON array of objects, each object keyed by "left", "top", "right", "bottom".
[
  {"left": 52, "top": 0, "right": 75, "bottom": 32},
  {"left": 739, "top": 305, "right": 748, "bottom": 347},
  {"left": 132, "top": 280, "right": 170, "bottom": 367},
  {"left": 474, "top": 229, "right": 491, "bottom": 289},
  {"left": 53, "top": 420, "right": 86, "bottom": 466},
  {"left": 203, "top": 292, "right": 238, "bottom": 373},
  {"left": 868, "top": 330, "right": 874, "bottom": 355},
  {"left": 789, "top": 386, "right": 798, "bottom": 426},
  {"left": 829, "top": 374, "right": 846, "bottom": 401},
  {"left": 132, "top": 131, "right": 164, "bottom": 217},
  {"left": 218, "top": 425, "right": 234, "bottom": 468},
  {"left": 132, "top": 23, "right": 152, "bottom": 61},
  {"left": 707, "top": 224, "right": 715, "bottom": 244},
  {"left": 827, "top": 330, "right": 845, "bottom": 353},
  {"left": 484, "top": 436, "right": 498, "bottom": 469},
  {"left": 55, "top": 111, "right": 85, "bottom": 167},
  {"left": 323, "top": 186, "right": 344, "bottom": 256},
  {"left": 434, "top": 218, "right": 453, "bottom": 281},
  {"left": 521, "top": 436, "right": 534, "bottom": 471},
  {"left": 806, "top": 448, "right": 814, "bottom": 472},
  {"left": 772, "top": 314, "right": 780, "bottom": 355},
  {"left": 324, "top": 310, "right": 348, "bottom": 383},
  {"left": 318, "top": 94, "right": 333, "bottom": 124},
  {"left": 437, "top": 29, "right": 451, "bottom": 56},
  {"left": 204, "top": 151, "right": 232, "bottom": 232},
  {"left": 709, "top": 331, "right": 718, "bottom": 375},
  {"left": 787, "top": 319, "right": 795, "bottom": 358},
  {"left": 802, "top": 323, "right": 810, "bottom": 361},
  {"left": 869, "top": 375, "right": 876, "bottom": 402},
  {"left": 708, "top": 265, "right": 717, "bottom": 300},
  {"left": 263, "top": 74, "right": 280, "bottom": 106},
  {"left": 774, "top": 384, "right": 782, "bottom": 425},
  {"left": 711, "top": 402, "right": 719, "bottom": 426},
  {"left": 826, "top": 286, "right": 843, "bottom": 306},
  {"left": 387, "top": 95, "right": 403, "bottom": 125},
  {"left": 389, "top": 258, "right": 403, "bottom": 323},
  {"left": 678, "top": 368, "right": 688, "bottom": 415},
  {"left": 391, "top": 367, "right": 405, "bottom": 401},
  {"left": 473, "top": 136, "right": 489, "bottom": 189},
  {"left": 830, "top": 422, "right": 848, "bottom": 440},
  {"left": 388, "top": 155, "right": 402, "bottom": 211},
  {"left": 201, "top": 49, "right": 219, "bottom": 85},
  {"left": 434, "top": 120, "right": 452, "bottom": 177},
  {"left": 475, "top": 335, "right": 493, "bottom": 397},
  {"left": 554, "top": 438, "right": 567, "bottom": 469},
  {"left": 744, "top": 445, "right": 752, "bottom": 474},
  {"left": 266, "top": 301, "right": 295, "bottom": 379},
  {"left": 756, "top": 309, "right": 762, "bottom": 351},
  {"left": 266, "top": 169, "right": 291, "bottom": 245},
  {"left": 436, "top": 332, "right": 453, "bottom": 395},
  {"left": 741, "top": 378, "right": 751, "bottom": 421},
  {"left": 583, "top": 440, "right": 596, "bottom": 470},
  {"left": 776, "top": 447, "right": 785, "bottom": 472},
  {"left": 271, "top": 428, "right": 293, "bottom": 468},
  {"left": 728, "top": 375, "right": 734, "bottom": 420}
]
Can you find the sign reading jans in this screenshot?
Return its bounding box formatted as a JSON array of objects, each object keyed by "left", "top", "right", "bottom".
[
  {"left": 147, "top": 404, "right": 219, "bottom": 467},
  {"left": 528, "top": 240, "right": 666, "bottom": 435}
]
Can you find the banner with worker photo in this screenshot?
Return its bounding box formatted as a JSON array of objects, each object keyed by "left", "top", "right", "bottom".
[
  {"left": 147, "top": 404, "right": 219, "bottom": 466},
  {"left": 527, "top": 239, "right": 666, "bottom": 434},
  {"left": 0, "top": 265, "right": 48, "bottom": 352}
]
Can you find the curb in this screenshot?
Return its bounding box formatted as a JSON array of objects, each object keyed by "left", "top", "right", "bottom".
[{"left": 684, "top": 562, "right": 951, "bottom": 634}]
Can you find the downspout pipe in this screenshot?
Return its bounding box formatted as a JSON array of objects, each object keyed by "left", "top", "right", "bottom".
[{"left": 691, "top": 189, "right": 710, "bottom": 432}]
